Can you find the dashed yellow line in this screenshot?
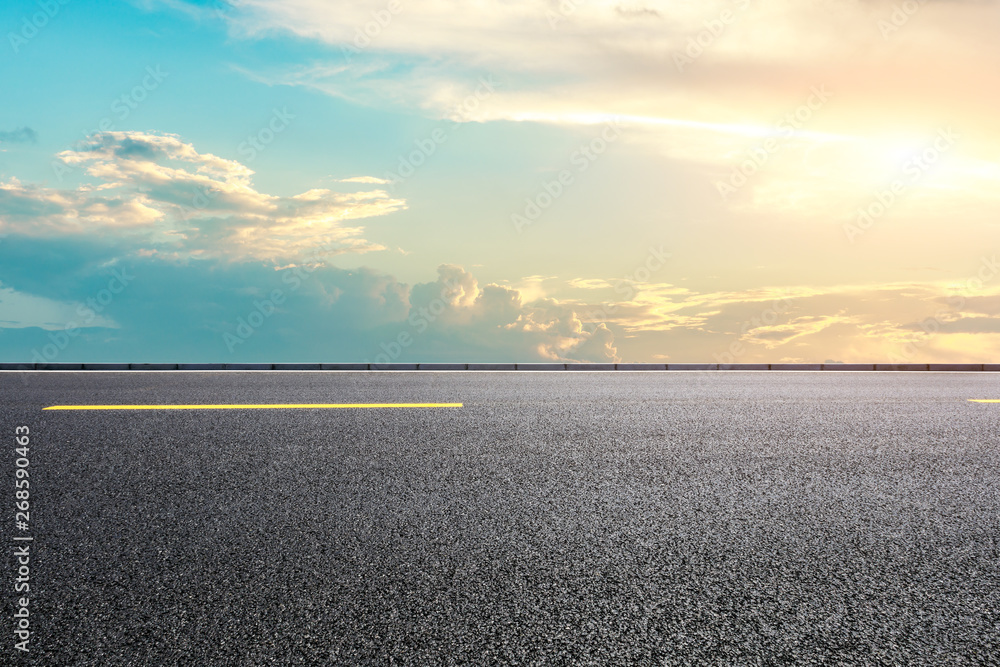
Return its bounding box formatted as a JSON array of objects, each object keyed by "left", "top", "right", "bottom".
[{"left": 42, "top": 403, "right": 464, "bottom": 411}]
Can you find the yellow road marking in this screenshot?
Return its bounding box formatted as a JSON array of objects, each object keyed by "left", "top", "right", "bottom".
[
  {"left": 43, "top": 403, "right": 463, "bottom": 411},
  {"left": 968, "top": 399, "right": 1000, "bottom": 403}
]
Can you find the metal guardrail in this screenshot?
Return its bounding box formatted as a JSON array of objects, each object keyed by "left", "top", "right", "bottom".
[{"left": 0, "top": 363, "right": 997, "bottom": 371}]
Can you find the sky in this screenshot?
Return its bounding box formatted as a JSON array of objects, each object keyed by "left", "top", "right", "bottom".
[{"left": 2, "top": 0, "right": 1000, "bottom": 364}]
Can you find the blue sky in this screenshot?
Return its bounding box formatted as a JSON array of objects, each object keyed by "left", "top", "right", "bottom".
[{"left": 2, "top": 0, "right": 1000, "bottom": 363}]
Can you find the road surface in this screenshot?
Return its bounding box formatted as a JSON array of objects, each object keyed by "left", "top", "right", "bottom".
[{"left": 2, "top": 371, "right": 999, "bottom": 664}]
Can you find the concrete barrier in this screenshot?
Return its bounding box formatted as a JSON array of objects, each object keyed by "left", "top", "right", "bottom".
[
  {"left": 874, "top": 364, "right": 930, "bottom": 371},
  {"left": 719, "top": 364, "right": 769, "bottom": 371},
  {"left": 516, "top": 364, "right": 567, "bottom": 371},
  {"left": 567, "top": 364, "right": 617, "bottom": 371},
  {"left": 666, "top": 364, "right": 719, "bottom": 370},
  {"left": 771, "top": 364, "right": 822, "bottom": 371},
  {"left": 615, "top": 364, "right": 667, "bottom": 371},
  {"left": 417, "top": 363, "right": 468, "bottom": 371},
  {"left": 467, "top": 363, "right": 517, "bottom": 371}
]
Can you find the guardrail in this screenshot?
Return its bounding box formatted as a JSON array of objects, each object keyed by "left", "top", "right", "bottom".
[{"left": 1, "top": 363, "right": 998, "bottom": 371}]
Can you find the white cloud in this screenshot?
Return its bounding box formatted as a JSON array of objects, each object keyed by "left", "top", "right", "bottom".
[
  {"left": 208, "top": 0, "right": 1000, "bottom": 222},
  {"left": 217, "top": 0, "right": 1000, "bottom": 139},
  {"left": 553, "top": 275, "right": 1000, "bottom": 363},
  {"left": 337, "top": 176, "right": 393, "bottom": 184},
  {"left": 0, "top": 131, "right": 405, "bottom": 263},
  {"left": 400, "top": 265, "right": 620, "bottom": 362}
]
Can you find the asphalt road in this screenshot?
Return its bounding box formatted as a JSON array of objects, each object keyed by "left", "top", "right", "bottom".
[{"left": 2, "top": 371, "right": 1000, "bottom": 665}]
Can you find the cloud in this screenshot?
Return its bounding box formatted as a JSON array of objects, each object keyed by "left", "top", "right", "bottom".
[
  {"left": 565, "top": 322, "right": 617, "bottom": 362},
  {"left": 0, "top": 251, "right": 624, "bottom": 363},
  {"left": 5, "top": 240, "right": 1000, "bottom": 364},
  {"left": 0, "top": 127, "right": 37, "bottom": 144},
  {"left": 204, "top": 0, "right": 1000, "bottom": 223},
  {"left": 560, "top": 276, "right": 1000, "bottom": 363},
  {"left": 399, "top": 265, "right": 620, "bottom": 362},
  {"left": 337, "top": 176, "right": 393, "bottom": 184},
  {"left": 900, "top": 316, "right": 1000, "bottom": 335},
  {"left": 0, "top": 131, "right": 405, "bottom": 263},
  {"left": 0, "top": 282, "right": 117, "bottom": 331},
  {"left": 214, "top": 0, "right": 1000, "bottom": 140}
]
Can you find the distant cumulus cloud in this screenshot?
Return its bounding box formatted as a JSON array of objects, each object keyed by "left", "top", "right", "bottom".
[
  {"left": 0, "top": 253, "right": 625, "bottom": 363},
  {"left": 391, "top": 264, "right": 621, "bottom": 363},
  {"left": 6, "top": 241, "right": 1000, "bottom": 363},
  {"left": 0, "top": 129, "right": 626, "bottom": 362},
  {"left": 556, "top": 277, "right": 1000, "bottom": 363},
  {"left": 0, "top": 127, "right": 37, "bottom": 144}
]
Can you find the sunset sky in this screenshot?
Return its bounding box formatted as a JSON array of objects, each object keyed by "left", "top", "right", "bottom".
[{"left": 2, "top": 0, "right": 999, "bottom": 363}]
